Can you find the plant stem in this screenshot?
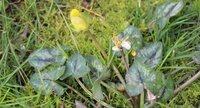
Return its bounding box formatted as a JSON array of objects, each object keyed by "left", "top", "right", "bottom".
[
  {"left": 174, "top": 70, "right": 200, "bottom": 94},
  {"left": 125, "top": 53, "right": 129, "bottom": 70},
  {"left": 100, "top": 81, "right": 126, "bottom": 98},
  {"left": 56, "top": 81, "right": 96, "bottom": 107},
  {"left": 121, "top": 50, "right": 129, "bottom": 73},
  {"left": 76, "top": 79, "right": 114, "bottom": 108},
  {"left": 81, "top": 7, "right": 104, "bottom": 19},
  {"left": 56, "top": 4, "right": 80, "bottom": 52},
  {"left": 176, "top": 73, "right": 190, "bottom": 84},
  {"left": 76, "top": 79, "right": 92, "bottom": 95},
  {"left": 101, "top": 81, "right": 136, "bottom": 107},
  {"left": 106, "top": 52, "right": 115, "bottom": 68},
  {"left": 140, "top": 92, "right": 144, "bottom": 108},
  {"left": 86, "top": 31, "right": 126, "bottom": 86},
  {"left": 112, "top": 65, "right": 126, "bottom": 86},
  {"left": 86, "top": 31, "right": 107, "bottom": 59}
]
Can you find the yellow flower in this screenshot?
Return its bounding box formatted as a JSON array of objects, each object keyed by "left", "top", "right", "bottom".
[
  {"left": 70, "top": 9, "right": 88, "bottom": 32},
  {"left": 131, "top": 50, "right": 137, "bottom": 57}
]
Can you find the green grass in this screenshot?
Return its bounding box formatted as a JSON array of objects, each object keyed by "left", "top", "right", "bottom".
[{"left": 1, "top": 0, "right": 200, "bottom": 107}]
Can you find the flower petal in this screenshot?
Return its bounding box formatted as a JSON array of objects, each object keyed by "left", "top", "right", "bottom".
[
  {"left": 112, "top": 46, "right": 121, "bottom": 51},
  {"left": 121, "top": 41, "right": 131, "bottom": 50}
]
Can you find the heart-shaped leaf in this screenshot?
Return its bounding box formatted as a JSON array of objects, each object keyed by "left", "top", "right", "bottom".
[
  {"left": 135, "top": 42, "right": 163, "bottom": 69},
  {"left": 125, "top": 61, "right": 164, "bottom": 96},
  {"left": 150, "top": 1, "right": 184, "bottom": 29},
  {"left": 28, "top": 46, "right": 70, "bottom": 70},
  {"left": 118, "top": 26, "right": 143, "bottom": 51},
  {"left": 30, "top": 66, "right": 65, "bottom": 96},
  {"left": 60, "top": 54, "right": 90, "bottom": 79},
  {"left": 155, "top": 1, "right": 184, "bottom": 18}
]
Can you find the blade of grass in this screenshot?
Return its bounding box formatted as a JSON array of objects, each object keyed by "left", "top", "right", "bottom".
[{"left": 55, "top": 3, "right": 80, "bottom": 52}]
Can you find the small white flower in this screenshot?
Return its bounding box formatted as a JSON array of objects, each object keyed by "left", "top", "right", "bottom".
[
  {"left": 121, "top": 41, "right": 131, "bottom": 50},
  {"left": 112, "top": 46, "right": 121, "bottom": 51},
  {"left": 111, "top": 35, "right": 131, "bottom": 52}
]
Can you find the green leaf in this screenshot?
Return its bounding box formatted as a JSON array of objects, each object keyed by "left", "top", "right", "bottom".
[
  {"left": 92, "top": 81, "right": 104, "bottom": 100},
  {"left": 30, "top": 66, "right": 65, "bottom": 96},
  {"left": 157, "top": 17, "right": 169, "bottom": 30},
  {"left": 125, "top": 62, "right": 152, "bottom": 96},
  {"left": 125, "top": 62, "right": 147, "bottom": 96},
  {"left": 60, "top": 54, "right": 90, "bottom": 79},
  {"left": 126, "top": 59, "right": 164, "bottom": 96},
  {"left": 119, "top": 26, "right": 143, "bottom": 51},
  {"left": 82, "top": 55, "right": 109, "bottom": 98},
  {"left": 145, "top": 71, "right": 165, "bottom": 95},
  {"left": 135, "top": 42, "right": 163, "bottom": 69},
  {"left": 41, "top": 66, "right": 66, "bottom": 80},
  {"left": 192, "top": 51, "right": 200, "bottom": 64},
  {"left": 85, "top": 55, "right": 110, "bottom": 80},
  {"left": 150, "top": 1, "right": 184, "bottom": 29},
  {"left": 155, "top": 1, "right": 184, "bottom": 18},
  {"left": 126, "top": 76, "right": 144, "bottom": 96},
  {"left": 159, "top": 77, "right": 174, "bottom": 103},
  {"left": 28, "top": 47, "right": 70, "bottom": 70}
]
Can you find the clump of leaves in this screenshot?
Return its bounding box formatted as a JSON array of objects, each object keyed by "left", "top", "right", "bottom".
[
  {"left": 28, "top": 46, "right": 109, "bottom": 101},
  {"left": 112, "top": 1, "right": 184, "bottom": 102},
  {"left": 26, "top": 1, "right": 196, "bottom": 107},
  {"left": 125, "top": 42, "right": 174, "bottom": 102}
]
